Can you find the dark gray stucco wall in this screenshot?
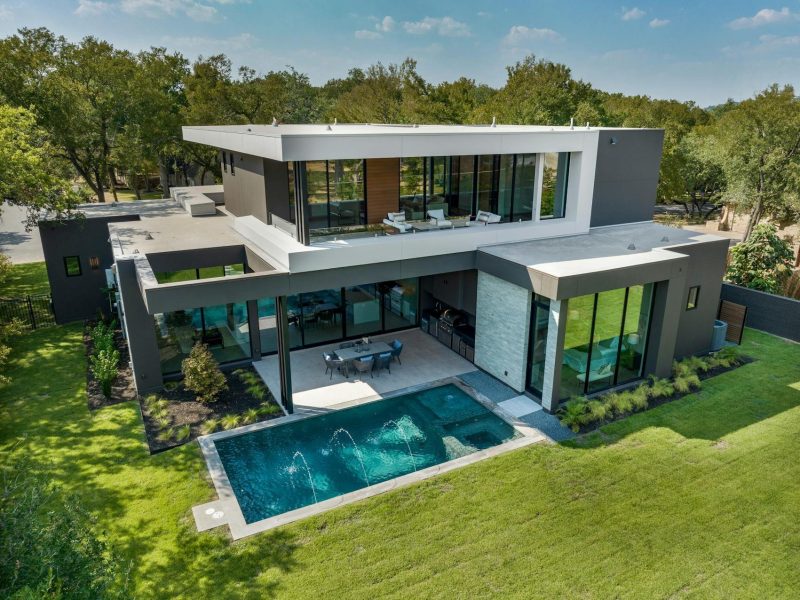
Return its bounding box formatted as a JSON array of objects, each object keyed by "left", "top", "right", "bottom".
[
  {"left": 590, "top": 129, "right": 664, "bottom": 227},
  {"left": 720, "top": 283, "right": 800, "bottom": 342},
  {"left": 264, "top": 159, "right": 291, "bottom": 223},
  {"left": 672, "top": 239, "right": 730, "bottom": 357},
  {"left": 39, "top": 216, "right": 137, "bottom": 323},
  {"left": 221, "top": 152, "right": 268, "bottom": 223}
]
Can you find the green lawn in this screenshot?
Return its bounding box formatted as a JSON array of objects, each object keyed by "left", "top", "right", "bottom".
[
  {"left": 0, "top": 261, "right": 50, "bottom": 297},
  {"left": 113, "top": 189, "right": 164, "bottom": 202},
  {"left": 1, "top": 325, "right": 799, "bottom": 598}
]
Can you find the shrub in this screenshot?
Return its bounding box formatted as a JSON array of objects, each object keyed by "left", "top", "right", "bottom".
[
  {"left": 163, "top": 380, "right": 180, "bottom": 392},
  {"left": 90, "top": 349, "right": 120, "bottom": 397},
  {"left": 558, "top": 398, "right": 588, "bottom": 432},
  {"left": 181, "top": 343, "right": 227, "bottom": 403},
  {"left": 683, "top": 355, "right": 711, "bottom": 373},
  {"left": 154, "top": 414, "right": 171, "bottom": 429},
  {"left": 173, "top": 424, "right": 191, "bottom": 442},
  {"left": 241, "top": 408, "right": 260, "bottom": 425},
  {"left": 220, "top": 414, "right": 241, "bottom": 430},
  {"left": 714, "top": 346, "right": 743, "bottom": 368},
  {"left": 647, "top": 376, "right": 675, "bottom": 399},
  {"left": 726, "top": 223, "right": 794, "bottom": 294},
  {"left": 200, "top": 418, "right": 220, "bottom": 435},
  {"left": 607, "top": 392, "right": 634, "bottom": 417},
  {"left": 674, "top": 373, "right": 701, "bottom": 394},
  {"left": 237, "top": 369, "right": 267, "bottom": 402},
  {"left": 257, "top": 403, "right": 281, "bottom": 417},
  {"left": 90, "top": 320, "right": 117, "bottom": 355},
  {"left": 628, "top": 386, "right": 649, "bottom": 411},
  {"left": 586, "top": 399, "right": 610, "bottom": 423}
]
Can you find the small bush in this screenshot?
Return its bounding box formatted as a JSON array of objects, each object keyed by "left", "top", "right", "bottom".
[
  {"left": 714, "top": 346, "right": 743, "bottom": 368},
  {"left": 673, "top": 373, "right": 701, "bottom": 394},
  {"left": 647, "top": 376, "right": 675, "bottom": 399},
  {"left": 220, "top": 414, "right": 241, "bottom": 430},
  {"left": 586, "top": 399, "right": 610, "bottom": 423},
  {"left": 173, "top": 424, "right": 191, "bottom": 442},
  {"left": 154, "top": 414, "right": 171, "bottom": 429},
  {"left": 237, "top": 369, "right": 267, "bottom": 402},
  {"left": 257, "top": 403, "right": 281, "bottom": 417},
  {"left": 607, "top": 392, "right": 634, "bottom": 417},
  {"left": 90, "top": 349, "right": 120, "bottom": 397},
  {"left": 200, "top": 418, "right": 220, "bottom": 435},
  {"left": 163, "top": 380, "right": 180, "bottom": 392},
  {"left": 628, "top": 386, "right": 649, "bottom": 411},
  {"left": 90, "top": 320, "right": 117, "bottom": 355},
  {"left": 241, "top": 408, "right": 260, "bottom": 425},
  {"left": 157, "top": 427, "right": 176, "bottom": 442},
  {"left": 181, "top": 343, "right": 227, "bottom": 403},
  {"left": 558, "top": 398, "right": 588, "bottom": 432}
]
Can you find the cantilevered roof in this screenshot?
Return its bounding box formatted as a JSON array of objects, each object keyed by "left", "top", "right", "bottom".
[
  {"left": 477, "top": 222, "right": 729, "bottom": 299},
  {"left": 182, "top": 123, "right": 658, "bottom": 162}
]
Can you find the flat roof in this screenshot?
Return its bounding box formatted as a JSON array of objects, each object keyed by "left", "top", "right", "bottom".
[{"left": 183, "top": 122, "right": 659, "bottom": 162}]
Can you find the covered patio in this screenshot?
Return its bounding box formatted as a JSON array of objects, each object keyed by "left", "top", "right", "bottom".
[{"left": 253, "top": 329, "right": 476, "bottom": 413}]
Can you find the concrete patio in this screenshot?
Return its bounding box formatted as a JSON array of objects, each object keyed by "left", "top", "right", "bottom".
[{"left": 253, "top": 329, "right": 476, "bottom": 413}]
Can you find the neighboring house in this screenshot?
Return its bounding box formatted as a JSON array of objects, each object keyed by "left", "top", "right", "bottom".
[{"left": 39, "top": 123, "right": 729, "bottom": 412}]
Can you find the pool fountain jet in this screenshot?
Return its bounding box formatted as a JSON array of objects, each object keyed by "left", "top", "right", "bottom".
[
  {"left": 382, "top": 420, "right": 417, "bottom": 471},
  {"left": 330, "top": 428, "right": 370, "bottom": 485},
  {"left": 291, "top": 451, "right": 318, "bottom": 504}
]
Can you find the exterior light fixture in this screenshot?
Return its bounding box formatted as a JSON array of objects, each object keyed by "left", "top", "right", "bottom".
[
  {"left": 271, "top": 117, "right": 278, "bottom": 127},
  {"left": 627, "top": 243, "right": 636, "bottom": 250},
  {"left": 609, "top": 137, "right": 618, "bottom": 145},
  {"left": 660, "top": 236, "right": 670, "bottom": 242},
  {"left": 569, "top": 117, "right": 574, "bottom": 130},
  {"left": 89, "top": 256, "right": 100, "bottom": 270},
  {"left": 491, "top": 116, "right": 497, "bottom": 127},
  {"left": 145, "top": 232, "right": 153, "bottom": 240}
]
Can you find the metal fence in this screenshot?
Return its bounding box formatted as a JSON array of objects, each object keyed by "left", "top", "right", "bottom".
[{"left": 0, "top": 294, "right": 56, "bottom": 330}]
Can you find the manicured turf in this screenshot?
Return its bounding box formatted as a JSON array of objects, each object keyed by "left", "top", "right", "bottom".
[
  {"left": 0, "top": 261, "right": 50, "bottom": 296},
  {"left": 1, "top": 325, "right": 799, "bottom": 598}
]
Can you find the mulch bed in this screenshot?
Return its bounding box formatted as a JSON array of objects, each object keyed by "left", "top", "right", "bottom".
[
  {"left": 85, "top": 321, "right": 137, "bottom": 410},
  {"left": 139, "top": 366, "right": 284, "bottom": 454},
  {"left": 572, "top": 355, "right": 755, "bottom": 435}
]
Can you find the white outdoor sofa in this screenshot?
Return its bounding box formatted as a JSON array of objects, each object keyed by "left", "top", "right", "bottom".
[
  {"left": 475, "top": 210, "right": 501, "bottom": 224},
  {"left": 382, "top": 212, "right": 411, "bottom": 233},
  {"left": 427, "top": 208, "right": 452, "bottom": 228}
]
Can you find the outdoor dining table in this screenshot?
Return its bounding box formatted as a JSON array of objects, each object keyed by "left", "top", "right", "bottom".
[{"left": 334, "top": 342, "right": 393, "bottom": 363}]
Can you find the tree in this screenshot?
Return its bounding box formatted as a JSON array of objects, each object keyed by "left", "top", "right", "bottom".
[
  {"left": 181, "top": 343, "right": 227, "bottom": 403},
  {"left": 0, "top": 454, "right": 130, "bottom": 599},
  {"left": 708, "top": 84, "right": 800, "bottom": 240},
  {"left": 726, "top": 223, "right": 795, "bottom": 293},
  {"left": 0, "top": 254, "right": 22, "bottom": 386},
  {"left": 0, "top": 104, "right": 85, "bottom": 229}
]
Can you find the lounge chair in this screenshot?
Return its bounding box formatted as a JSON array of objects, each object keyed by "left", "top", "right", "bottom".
[
  {"left": 382, "top": 212, "right": 411, "bottom": 233},
  {"left": 427, "top": 209, "right": 452, "bottom": 228},
  {"left": 475, "top": 210, "right": 501, "bottom": 224},
  {"left": 577, "top": 361, "right": 616, "bottom": 384}
]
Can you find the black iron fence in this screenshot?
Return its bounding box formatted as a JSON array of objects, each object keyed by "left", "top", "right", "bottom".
[{"left": 0, "top": 294, "right": 56, "bottom": 330}]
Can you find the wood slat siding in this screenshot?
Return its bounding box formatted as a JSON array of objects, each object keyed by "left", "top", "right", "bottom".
[
  {"left": 718, "top": 299, "right": 747, "bottom": 344},
  {"left": 365, "top": 158, "right": 400, "bottom": 224}
]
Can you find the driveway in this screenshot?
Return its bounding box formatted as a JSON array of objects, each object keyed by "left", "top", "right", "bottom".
[{"left": 0, "top": 203, "right": 43, "bottom": 263}]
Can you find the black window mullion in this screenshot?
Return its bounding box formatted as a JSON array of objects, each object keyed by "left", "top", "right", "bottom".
[
  {"left": 583, "top": 293, "right": 599, "bottom": 395},
  {"left": 340, "top": 288, "right": 347, "bottom": 339},
  {"left": 509, "top": 154, "right": 517, "bottom": 221},
  {"left": 471, "top": 156, "right": 478, "bottom": 217},
  {"left": 325, "top": 161, "right": 331, "bottom": 229},
  {"left": 613, "top": 287, "right": 630, "bottom": 385}
]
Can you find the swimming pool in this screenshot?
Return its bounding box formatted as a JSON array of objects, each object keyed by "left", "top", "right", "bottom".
[{"left": 211, "top": 383, "right": 522, "bottom": 525}]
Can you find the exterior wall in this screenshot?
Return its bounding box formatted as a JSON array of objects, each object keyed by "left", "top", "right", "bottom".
[
  {"left": 474, "top": 271, "right": 532, "bottom": 392},
  {"left": 221, "top": 152, "right": 268, "bottom": 223},
  {"left": 365, "top": 158, "right": 400, "bottom": 224},
  {"left": 673, "top": 239, "right": 730, "bottom": 357},
  {"left": 720, "top": 283, "right": 800, "bottom": 343},
  {"left": 590, "top": 129, "right": 664, "bottom": 227},
  {"left": 264, "top": 159, "right": 291, "bottom": 223},
  {"left": 39, "top": 216, "right": 136, "bottom": 324}
]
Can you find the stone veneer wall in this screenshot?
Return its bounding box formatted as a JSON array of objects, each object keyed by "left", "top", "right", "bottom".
[{"left": 474, "top": 271, "right": 532, "bottom": 392}]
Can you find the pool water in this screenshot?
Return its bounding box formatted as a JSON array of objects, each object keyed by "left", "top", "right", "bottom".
[{"left": 214, "top": 384, "right": 520, "bottom": 523}]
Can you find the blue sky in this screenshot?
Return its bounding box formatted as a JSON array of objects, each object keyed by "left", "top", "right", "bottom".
[{"left": 1, "top": 1, "right": 798, "bottom": 106}]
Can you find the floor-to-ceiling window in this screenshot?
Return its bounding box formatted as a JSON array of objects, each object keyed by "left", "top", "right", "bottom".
[
  {"left": 328, "top": 159, "right": 365, "bottom": 227},
  {"left": 449, "top": 156, "right": 475, "bottom": 217},
  {"left": 155, "top": 301, "right": 250, "bottom": 375},
  {"left": 526, "top": 295, "right": 551, "bottom": 396},
  {"left": 558, "top": 283, "right": 654, "bottom": 399},
  {"left": 540, "top": 152, "right": 569, "bottom": 219},
  {"left": 400, "top": 157, "right": 426, "bottom": 219},
  {"left": 382, "top": 278, "right": 418, "bottom": 330},
  {"left": 427, "top": 156, "right": 448, "bottom": 207},
  {"left": 476, "top": 155, "right": 497, "bottom": 214},
  {"left": 497, "top": 154, "right": 515, "bottom": 222},
  {"left": 512, "top": 154, "right": 537, "bottom": 222},
  {"left": 257, "top": 298, "right": 278, "bottom": 355},
  {"left": 306, "top": 160, "right": 329, "bottom": 229},
  {"left": 345, "top": 284, "right": 382, "bottom": 337}
]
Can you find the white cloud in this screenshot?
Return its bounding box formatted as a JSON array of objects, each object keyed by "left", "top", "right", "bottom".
[
  {"left": 649, "top": 18, "right": 670, "bottom": 28},
  {"left": 376, "top": 15, "right": 395, "bottom": 32},
  {"left": 75, "top": 0, "right": 111, "bottom": 16},
  {"left": 120, "top": 0, "right": 220, "bottom": 22},
  {"left": 169, "top": 32, "right": 257, "bottom": 52},
  {"left": 758, "top": 33, "right": 800, "bottom": 47},
  {"left": 477, "top": 11, "right": 491, "bottom": 18},
  {"left": 728, "top": 7, "right": 796, "bottom": 29},
  {"left": 503, "top": 25, "right": 563, "bottom": 45},
  {"left": 355, "top": 29, "right": 381, "bottom": 40},
  {"left": 402, "top": 16, "right": 470, "bottom": 37},
  {"left": 621, "top": 7, "right": 646, "bottom": 21}
]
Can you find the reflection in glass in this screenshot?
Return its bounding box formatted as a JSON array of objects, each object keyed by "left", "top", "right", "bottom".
[
  {"left": 560, "top": 294, "right": 595, "bottom": 399},
  {"left": 345, "top": 284, "right": 382, "bottom": 337},
  {"left": 257, "top": 298, "right": 277, "bottom": 355},
  {"left": 476, "top": 155, "right": 496, "bottom": 214},
  {"left": 512, "top": 154, "right": 536, "bottom": 222},
  {"left": 497, "top": 154, "right": 515, "bottom": 222},
  {"left": 527, "top": 296, "right": 550, "bottom": 395},
  {"left": 616, "top": 284, "right": 653, "bottom": 383},
  {"left": 328, "top": 159, "right": 365, "bottom": 227},
  {"left": 382, "top": 278, "right": 418, "bottom": 330},
  {"left": 306, "top": 160, "right": 328, "bottom": 229},
  {"left": 427, "top": 156, "right": 448, "bottom": 205},
  {"left": 400, "top": 157, "right": 425, "bottom": 220},
  {"left": 541, "top": 152, "right": 569, "bottom": 219},
  {"left": 586, "top": 289, "right": 625, "bottom": 394}
]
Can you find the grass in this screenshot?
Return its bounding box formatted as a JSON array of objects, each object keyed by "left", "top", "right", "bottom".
[
  {"left": 0, "top": 261, "right": 50, "bottom": 296},
  {"left": 1, "top": 325, "right": 799, "bottom": 598},
  {"left": 113, "top": 189, "right": 164, "bottom": 202}
]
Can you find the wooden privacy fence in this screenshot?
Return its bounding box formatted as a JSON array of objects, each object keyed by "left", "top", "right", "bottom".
[
  {"left": 718, "top": 299, "right": 747, "bottom": 345},
  {"left": 0, "top": 294, "right": 56, "bottom": 330}
]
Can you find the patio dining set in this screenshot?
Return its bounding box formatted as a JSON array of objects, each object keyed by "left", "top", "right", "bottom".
[{"left": 323, "top": 339, "right": 404, "bottom": 379}]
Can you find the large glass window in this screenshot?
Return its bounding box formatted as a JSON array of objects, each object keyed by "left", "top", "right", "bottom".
[
  {"left": 497, "top": 154, "right": 515, "bottom": 222},
  {"left": 305, "top": 160, "right": 329, "bottom": 229},
  {"left": 427, "top": 157, "right": 448, "bottom": 205},
  {"left": 383, "top": 278, "right": 418, "bottom": 330},
  {"left": 527, "top": 295, "right": 551, "bottom": 396},
  {"left": 257, "top": 298, "right": 278, "bottom": 355},
  {"left": 449, "top": 156, "right": 475, "bottom": 217},
  {"left": 328, "top": 159, "right": 365, "bottom": 227},
  {"left": 400, "top": 157, "right": 426, "bottom": 220},
  {"left": 286, "top": 162, "right": 297, "bottom": 224},
  {"left": 476, "top": 155, "right": 497, "bottom": 214},
  {"left": 540, "top": 152, "right": 569, "bottom": 219},
  {"left": 558, "top": 283, "right": 654, "bottom": 399},
  {"left": 512, "top": 154, "right": 537, "bottom": 222},
  {"left": 345, "top": 284, "right": 382, "bottom": 337},
  {"left": 155, "top": 302, "right": 250, "bottom": 375}
]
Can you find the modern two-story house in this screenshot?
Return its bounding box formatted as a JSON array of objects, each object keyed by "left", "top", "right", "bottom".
[{"left": 39, "top": 123, "right": 729, "bottom": 413}]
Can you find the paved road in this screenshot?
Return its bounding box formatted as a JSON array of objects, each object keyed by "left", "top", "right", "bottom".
[{"left": 0, "top": 203, "right": 43, "bottom": 263}]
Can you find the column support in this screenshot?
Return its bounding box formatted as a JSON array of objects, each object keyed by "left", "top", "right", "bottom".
[
  {"left": 541, "top": 298, "right": 568, "bottom": 413},
  {"left": 275, "top": 295, "right": 293, "bottom": 414},
  {"left": 294, "top": 161, "right": 310, "bottom": 246},
  {"left": 246, "top": 299, "right": 261, "bottom": 358}
]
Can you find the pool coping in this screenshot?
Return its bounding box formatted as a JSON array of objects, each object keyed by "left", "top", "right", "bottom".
[{"left": 194, "top": 376, "right": 549, "bottom": 540}]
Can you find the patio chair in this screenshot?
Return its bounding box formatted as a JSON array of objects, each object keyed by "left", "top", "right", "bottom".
[
  {"left": 352, "top": 356, "right": 374, "bottom": 379},
  {"left": 323, "top": 353, "right": 348, "bottom": 379},
  {"left": 389, "top": 339, "right": 403, "bottom": 365},
  {"left": 427, "top": 208, "right": 452, "bottom": 228},
  {"left": 475, "top": 210, "right": 501, "bottom": 225},
  {"left": 373, "top": 352, "right": 392, "bottom": 377},
  {"left": 382, "top": 212, "right": 411, "bottom": 233}
]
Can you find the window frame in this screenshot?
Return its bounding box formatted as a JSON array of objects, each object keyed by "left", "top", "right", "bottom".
[
  {"left": 686, "top": 286, "right": 700, "bottom": 311},
  {"left": 64, "top": 255, "right": 82, "bottom": 277}
]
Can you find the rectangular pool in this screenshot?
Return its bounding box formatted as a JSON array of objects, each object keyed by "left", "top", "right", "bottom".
[{"left": 212, "top": 383, "right": 521, "bottom": 524}]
